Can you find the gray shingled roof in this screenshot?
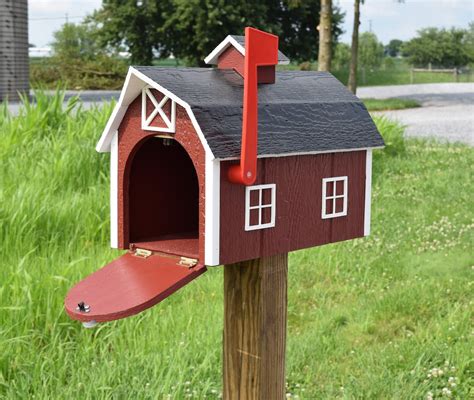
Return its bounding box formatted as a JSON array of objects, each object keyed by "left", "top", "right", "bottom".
[
  {"left": 134, "top": 66, "right": 384, "bottom": 159},
  {"left": 229, "top": 35, "right": 290, "bottom": 65}
]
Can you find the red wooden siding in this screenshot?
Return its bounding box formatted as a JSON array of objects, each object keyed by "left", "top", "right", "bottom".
[
  {"left": 116, "top": 89, "right": 206, "bottom": 262},
  {"left": 219, "top": 151, "right": 367, "bottom": 265},
  {"left": 217, "top": 46, "right": 276, "bottom": 84},
  {"left": 218, "top": 46, "right": 245, "bottom": 77}
]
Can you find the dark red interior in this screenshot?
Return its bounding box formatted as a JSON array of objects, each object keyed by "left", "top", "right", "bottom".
[{"left": 128, "top": 137, "right": 199, "bottom": 258}]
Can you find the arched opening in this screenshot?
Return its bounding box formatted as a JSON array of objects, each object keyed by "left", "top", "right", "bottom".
[{"left": 128, "top": 137, "right": 199, "bottom": 259}]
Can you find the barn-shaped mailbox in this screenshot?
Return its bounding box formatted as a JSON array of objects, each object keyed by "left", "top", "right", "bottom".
[{"left": 65, "top": 29, "right": 384, "bottom": 325}]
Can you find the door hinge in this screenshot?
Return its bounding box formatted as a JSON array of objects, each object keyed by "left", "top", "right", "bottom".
[
  {"left": 134, "top": 248, "right": 153, "bottom": 258},
  {"left": 178, "top": 257, "right": 198, "bottom": 268}
]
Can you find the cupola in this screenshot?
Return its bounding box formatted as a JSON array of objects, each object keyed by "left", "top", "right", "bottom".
[{"left": 204, "top": 34, "right": 290, "bottom": 84}]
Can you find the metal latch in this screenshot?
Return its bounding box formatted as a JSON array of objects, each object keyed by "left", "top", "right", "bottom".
[
  {"left": 134, "top": 248, "right": 152, "bottom": 258},
  {"left": 178, "top": 257, "right": 198, "bottom": 268}
]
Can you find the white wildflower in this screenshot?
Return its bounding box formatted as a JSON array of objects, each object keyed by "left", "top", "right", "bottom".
[{"left": 441, "top": 387, "right": 452, "bottom": 397}]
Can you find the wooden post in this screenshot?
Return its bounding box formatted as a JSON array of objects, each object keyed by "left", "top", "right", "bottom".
[{"left": 223, "top": 254, "right": 288, "bottom": 399}]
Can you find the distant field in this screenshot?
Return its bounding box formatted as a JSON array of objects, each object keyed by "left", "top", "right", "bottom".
[
  {"left": 0, "top": 93, "right": 473, "bottom": 398},
  {"left": 30, "top": 57, "right": 474, "bottom": 90},
  {"left": 363, "top": 98, "right": 421, "bottom": 111},
  {"left": 280, "top": 58, "right": 474, "bottom": 86},
  {"left": 331, "top": 68, "right": 474, "bottom": 86}
]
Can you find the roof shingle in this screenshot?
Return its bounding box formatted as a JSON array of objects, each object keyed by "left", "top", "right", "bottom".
[{"left": 134, "top": 66, "right": 384, "bottom": 159}]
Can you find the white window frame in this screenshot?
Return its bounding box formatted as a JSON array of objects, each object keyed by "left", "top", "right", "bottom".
[
  {"left": 141, "top": 86, "right": 176, "bottom": 133},
  {"left": 245, "top": 184, "right": 276, "bottom": 231},
  {"left": 322, "top": 176, "right": 348, "bottom": 219}
]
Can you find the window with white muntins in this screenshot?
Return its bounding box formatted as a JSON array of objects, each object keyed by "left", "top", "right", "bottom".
[
  {"left": 322, "top": 176, "right": 348, "bottom": 219},
  {"left": 245, "top": 184, "right": 276, "bottom": 231}
]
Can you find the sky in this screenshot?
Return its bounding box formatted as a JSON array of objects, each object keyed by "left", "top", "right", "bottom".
[{"left": 28, "top": 0, "right": 474, "bottom": 48}]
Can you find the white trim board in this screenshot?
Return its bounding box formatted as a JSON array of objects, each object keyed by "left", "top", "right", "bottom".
[
  {"left": 203, "top": 34, "right": 290, "bottom": 65},
  {"left": 364, "top": 149, "right": 373, "bottom": 236},
  {"left": 141, "top": 86, "right": 176, "bottom": 133},
  {"left": 96, "top": 67, "right": 214, "bottom": 159},
  {"left": 110, "top": 132, "right": 119, "bottom": 248},
  {"left": 215, "top": 146, "right": 384, "bottom": 161},
  {"left": 204, "top": 35, "right": 245, "bottom": 65},
  {"left": 96, "top": 67, "right": 220, "bottom": 264},
  {"left": 204, "top": 156, "right": 220, "bottom": 266}
]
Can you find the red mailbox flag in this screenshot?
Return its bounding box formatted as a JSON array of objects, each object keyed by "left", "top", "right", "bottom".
[{"left": 228, "top": 27, "right": 279, "bottom": 185}]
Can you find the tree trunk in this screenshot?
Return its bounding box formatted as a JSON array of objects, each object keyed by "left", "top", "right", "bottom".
[
  {"left": 318, "top": 0, "right": 332, "bottom": 71},
  {"left": 347, "top": 0, "right": 361, "bottom": 94}
]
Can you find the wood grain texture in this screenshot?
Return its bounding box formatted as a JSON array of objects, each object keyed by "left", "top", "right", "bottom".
[
  {"left": 65, "top": 252, "right": 206, "bottom": 322},
  {"left": 219, "top": 151, "right": 366, "bottom": 265},
  {"left": 217, "top": 46, "right": 276, "bottom": 84},
  {"left": 218, "top": 46, "right": 245, "bottom": 77},
  {"left": 133, "top": 67, "right": 384, "bottom": 159},
  {"left": 224, "top": 254, "right": 288, "bottom": 400},
  {"left": 133, "top": 233, "right": 198, "bottom": 259},
  {"left": 229, "top": 35, "right": 290, "bottom": 64},
  {"left": 116, "top": 91, "right": 206, "bottom": 262}
]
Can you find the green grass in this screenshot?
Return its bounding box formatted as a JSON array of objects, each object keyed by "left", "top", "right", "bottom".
[
  {"left": 279, "top": 58, "right": 474, "bottom": 86},
  {"left": 363, "top": 98, "right": 421, "bottom": 111},
  {"left": 31, "top": 56, "right": 474, "bottom": 89},
  {"left": 331, "top": 68, "right": 474, "bottom": 86},
  {"left": 1, "top": 93, "right": 473, "bottom": 399}
]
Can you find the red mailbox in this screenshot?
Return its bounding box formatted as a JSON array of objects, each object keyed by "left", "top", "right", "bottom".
[{"left": 65, "top": 28, "right": 384, "bottom": 326}]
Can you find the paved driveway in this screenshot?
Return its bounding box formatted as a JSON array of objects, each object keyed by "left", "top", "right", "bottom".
[{"left": 358, "top": 83, "right": 474, "bottom": 145}]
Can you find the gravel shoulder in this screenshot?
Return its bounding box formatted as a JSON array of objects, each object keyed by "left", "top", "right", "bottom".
[{"left": 359, "top": 83, "right": 474, "bottom": 145}]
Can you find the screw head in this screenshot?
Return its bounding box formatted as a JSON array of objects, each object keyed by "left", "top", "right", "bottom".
[
  {"left": 76, "top": 301, "right": 91, "bottom": 313},
  {"left": 246, "top": 171, "right": 252, "bottom": 178}
]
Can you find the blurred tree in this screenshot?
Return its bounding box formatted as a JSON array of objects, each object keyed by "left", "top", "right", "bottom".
[
  {"left": 45, "top": 22, "right": 127, "bottom": 89},
  {"left": 385, "top": 39, "right": 403, "bottom": 57},
  {"left": 89, "top": 0, "right": 344, "bottom": 66},
  {"left": 402, "top": 26, "right": 473, "bottom": 67},
  {"left": 271, "top": 0, "right": 344, "bottom": 64},
  {"left": 382, "top": 56, "right": 395, "bottom": 70},
  {"left": 358, "top": 32, "right": 384, "bottom": 69},
  {"left": 160, "top": 0, "right": 270, "bottom": 66},
  {"left": 51, "top": 23, "right": 101, "bottom": 61},
  {"left": 332, "top": 42, "right": 351, "bottom": 70},
  {"left": 464, "top": 22, "right": 474, "bottom": 67},
  {"left": 90, "top": 0, "right": 170, "bottom": 65},
  {"left": 317, "top": 0, "right": 332, "bottom": 71}
]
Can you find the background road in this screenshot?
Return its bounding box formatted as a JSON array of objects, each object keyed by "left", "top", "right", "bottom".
[
  {"left": 358, "top": 83, "right": 474, "bottom": 145},
  {"left": 6, "top": 83, "right": 474, "bottom": 145}
]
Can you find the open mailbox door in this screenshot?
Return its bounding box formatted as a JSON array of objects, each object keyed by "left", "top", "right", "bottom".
[{"left": 65, "top": 251, "right": 206, "bottom": 323}]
